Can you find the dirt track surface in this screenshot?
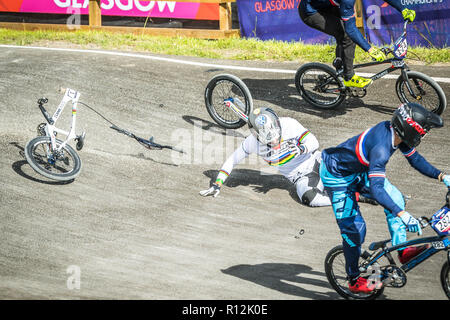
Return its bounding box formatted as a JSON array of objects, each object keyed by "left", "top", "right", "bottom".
[{"left": 0, "top": 46, "right": 449, "bottom": 300}]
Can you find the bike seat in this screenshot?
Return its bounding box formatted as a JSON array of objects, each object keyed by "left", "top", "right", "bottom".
[{"left": 369, "top": 239, "right": 391, "bottom": 251}]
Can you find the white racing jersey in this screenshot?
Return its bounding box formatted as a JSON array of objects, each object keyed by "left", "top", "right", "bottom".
[{"left": 215, "top": 117, "right": 320, "bottom": 184}]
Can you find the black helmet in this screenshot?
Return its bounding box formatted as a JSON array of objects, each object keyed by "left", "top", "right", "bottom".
[
  {"left": 248, "top": 107, "right": 281, "bottom": 146},
  {"left": 391, "top": 103, "right": 443, "bottom": 148}
]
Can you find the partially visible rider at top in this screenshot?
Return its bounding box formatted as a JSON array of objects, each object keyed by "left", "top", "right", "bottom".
[{"left": 298, "top": 0, "right": 416, "bottom": 88}]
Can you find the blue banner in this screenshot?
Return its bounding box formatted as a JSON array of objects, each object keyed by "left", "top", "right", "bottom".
[
  {"left": 236, "top": 0, "right": 334, "bottom": 43},
  {"left": 363, "top": 0, "right": 449, "bottom": 48},
  {"left": 237, "top": 0, "right": 449, "bottom": 48}
]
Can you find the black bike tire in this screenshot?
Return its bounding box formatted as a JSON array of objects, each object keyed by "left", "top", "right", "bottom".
[
  {"left": 395, "top": 71, "right": 447, "bottom": 115},
  {"left": 295, "top": 63, "right": 346, "bottom": 109},
  {"left": 24, "top": 136, "right": 82, "bottom": 181},
  {"left": 204, "top": 74, "right": 253, "bottom": 129},
  {"left": 440, "top": 260, "right": 450, "bottom": 299},
  {"left": 324, "top": 245, "right": 384, "bottom": 300}
]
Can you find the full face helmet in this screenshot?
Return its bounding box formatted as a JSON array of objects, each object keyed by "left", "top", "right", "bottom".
[
  {"left": 391, "top": 103, "right": 443, "bottom": 148},
  {"left": 248, "top": 107, "right": 282, "bottom": 146}
]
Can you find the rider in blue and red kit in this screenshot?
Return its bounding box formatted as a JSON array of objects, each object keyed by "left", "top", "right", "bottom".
[
  {"left": 298, "top": 0, "right": 416, "bottom": 88},
  {"left": 319, "top": 103, "right": 450, "bottom": 293}
]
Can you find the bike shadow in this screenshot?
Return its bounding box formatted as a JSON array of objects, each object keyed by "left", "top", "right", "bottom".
[
  {"left": 203, "top": 169, "right": 302, "bottom": 205},
  {"left": 239, "top": 78, "right": 395, "bottom": 119},
  {"left": 221, "top": 262, "right": 339, "bottom": 299},
  {"left": 182, "top": 115, "right": 247, "bottom": 138},
  {"left": 10, "top": 142, "right": 75, "bottom": 185}
]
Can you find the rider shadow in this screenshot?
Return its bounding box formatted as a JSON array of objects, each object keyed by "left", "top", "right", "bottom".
[
  {"left": 239, "top": 78, "right": 395, "bottom": 119},
  {"left": 203, "top": 169, "right": 302, "bottom": 205},
  {"left": 10, "top": 142, "right": 74, "bottom": 185},
  {"left": 221, "top": 263, "right": 339, "bottom": 300}
]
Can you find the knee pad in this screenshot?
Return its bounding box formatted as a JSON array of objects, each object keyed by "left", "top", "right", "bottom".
[{"left": 301, "top": 188, "right": 319, "bottom": 206}]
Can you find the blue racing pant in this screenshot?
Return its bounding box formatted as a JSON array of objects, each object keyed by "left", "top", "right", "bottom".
[{"left": 319, "top": 162, "right": 406, "bottom": 279}]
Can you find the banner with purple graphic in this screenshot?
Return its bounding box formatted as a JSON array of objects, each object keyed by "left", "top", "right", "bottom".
[
  {"left": 363, "top": 0, "right": 449, "bottom": 48},
  {"left": 236, "top": 0, "right": 334, "bottom": 43}
]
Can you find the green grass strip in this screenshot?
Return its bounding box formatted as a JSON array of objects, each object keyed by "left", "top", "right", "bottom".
[{"left": 0, "top": 28, "right": 448, "bottom": 64}]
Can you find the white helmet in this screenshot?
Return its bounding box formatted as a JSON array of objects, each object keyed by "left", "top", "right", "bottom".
[{"left": 248, "top": 107, "right": 281, "bottom": 146}]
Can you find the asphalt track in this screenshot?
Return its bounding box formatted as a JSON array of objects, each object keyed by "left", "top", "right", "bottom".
[{"left": 0, "top": 45, "right": 449, "bottom": 300}]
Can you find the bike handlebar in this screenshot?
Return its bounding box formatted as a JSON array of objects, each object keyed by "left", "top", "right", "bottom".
[{"left": 419, "top": 187, "right": 450, "bottom": 230}]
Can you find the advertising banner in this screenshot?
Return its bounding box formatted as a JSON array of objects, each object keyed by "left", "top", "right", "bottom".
[
  {"left": 236, "top": 0, "right": 334, "bottom": 43},
  {"left": 0, "top": 0, "right": 219, "bottom": 20},
  {"left": 363, "top": 0, "right": 448, "bottom": 48},
  {"left": 237, "top": 0, "right": 448, "bottom": 48}
]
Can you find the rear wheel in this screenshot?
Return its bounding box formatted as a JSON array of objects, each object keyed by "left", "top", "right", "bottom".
[
  {"left": 396, "top": 71, "right": 447, "bottom": 115},
  {"left": 295, "top": 63, "right": 346, "bottom": 109},
  {"left": 324, "top": 245, "right": 385, "bottom": 300},
  {"left": 204, "top": 74, "right": 253, "bottom": 129}
]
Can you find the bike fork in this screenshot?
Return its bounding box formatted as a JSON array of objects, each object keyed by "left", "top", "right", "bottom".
[{"left": 400, "top": 68, "right": 424, "bottom": 99}]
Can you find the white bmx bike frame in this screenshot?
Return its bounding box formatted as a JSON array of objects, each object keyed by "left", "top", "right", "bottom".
[{"left": 42, "top": 88, "right": 81, "bottom": 152}]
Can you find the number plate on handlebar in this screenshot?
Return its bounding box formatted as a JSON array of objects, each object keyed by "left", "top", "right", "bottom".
[
  {"left": 431, "top": 207, "right": 450, "bottom": 236},
  {"left": 393, "top": 36, "right": 407, "bottom": 59}
]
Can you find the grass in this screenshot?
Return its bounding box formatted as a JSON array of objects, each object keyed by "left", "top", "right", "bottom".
[{"left": 0, "top": 28, "right": 449, "bottom": 64}]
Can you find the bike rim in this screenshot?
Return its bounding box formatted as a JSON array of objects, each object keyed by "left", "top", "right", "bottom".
[
  {"left": 210, "top": 80, "right": 247, "bottom": 125},
  {"left": 399, "top": 78, "right": 441, "bottom": 113},
  {"left": 31, "top": 141, "right": 77, "bottom": 176},
  {"left": 300, "top": 69, "right": 342, "bottom": 105}
]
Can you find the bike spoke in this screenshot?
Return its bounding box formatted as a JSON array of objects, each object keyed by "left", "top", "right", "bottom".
[{"left": 212, "top": 81, "right": 244, "bottom": 124}]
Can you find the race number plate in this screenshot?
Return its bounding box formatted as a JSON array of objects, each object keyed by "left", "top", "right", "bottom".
[
  {"left": 431, "top": 207, "right": 450, "bottom": 236},
  {"left": 394, "top": 37, "right": 408, "bottom": 58}
]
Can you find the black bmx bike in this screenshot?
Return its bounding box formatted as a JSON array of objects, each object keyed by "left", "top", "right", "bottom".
[
  {"left": 325, "top": 188, "right": 450, "bottom": 300},
  {"left": 295, "top": 21, "right": 447, "bottom": 114}
]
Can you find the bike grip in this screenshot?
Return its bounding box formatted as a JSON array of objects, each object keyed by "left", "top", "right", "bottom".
[{"left": 59, "top": 87, "right": 67, "bottom": 93}]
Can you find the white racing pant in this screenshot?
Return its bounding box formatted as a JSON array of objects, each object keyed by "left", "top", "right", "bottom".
[{"left": 291, "top": 151, "right": 331, "bottom": 207}]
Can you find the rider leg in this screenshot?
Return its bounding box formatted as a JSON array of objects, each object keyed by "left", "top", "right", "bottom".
[
  {"left": 382, "top": 179, "right": 407, "bottom": 246},
  {"left": 299, "top": 7, "right": 369, "bottom": 86},
  {"left": 295, "top": 152, "right": 331, "bottom": 207},
  {"left": 319, "top": 162, "right": 365, "bottom": 279}
]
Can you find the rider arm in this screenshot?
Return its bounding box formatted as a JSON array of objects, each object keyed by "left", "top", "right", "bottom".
[
  {"left": 215, "top": 135, "right": 257, "bottom": 185},
  {"left": 340, "top": 0, "right": 371, "bottom": 52},
  {"left": 399, "top": 144, "right": 442, "bottom": 179},
  {"left": 367, "top": 147, "right": 404, "bottom": 215},
  {"left": 287, "top": 118, "right": 319, "bottom": 154}
]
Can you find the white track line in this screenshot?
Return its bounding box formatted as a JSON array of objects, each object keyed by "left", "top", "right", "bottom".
[{"left": 1, "top": 44, "right": 449, "bottom": 83}]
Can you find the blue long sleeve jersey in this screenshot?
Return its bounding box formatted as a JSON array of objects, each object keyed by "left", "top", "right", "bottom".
[
  {"left": 322, "top": 121, "right": 441, "bottom": 215},
  {"left": 299, "top": 0, "right": 405, "bottom": 51}
]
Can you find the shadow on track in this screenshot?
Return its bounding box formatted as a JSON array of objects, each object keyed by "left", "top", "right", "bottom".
[
  {"left": 239, "top": 78, "right": 396, "bottom": 119},
  {"left": 203, "top": 169, "right": 301, "bottom": 205},
  {"left": 10, "top": 141, "right": 74, "bottom": 185},
  {"left": 221, "top": 263, "right": 339, "bottom": 299}
]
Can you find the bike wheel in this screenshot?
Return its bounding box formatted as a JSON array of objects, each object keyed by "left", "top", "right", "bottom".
[
  {"left": 324, "top": 245, "right": 384, "bottom": 300},
  {"left": 440, "top": 260, "right": 450, "bottom": 299},
  {"left": 24, "top": 136, "right": 82, "bottom": 181},
  {"left": 295, "top": 63, "right": 345, "bottom": 109},
  {"left": 396, "top": 71, "right": 447, "bottom": 115},
  {"left": 204, "top": 74, "right": 253, "bottom": 129}
]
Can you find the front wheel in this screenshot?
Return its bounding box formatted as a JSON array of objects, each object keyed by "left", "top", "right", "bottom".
[
  {"left": 396, "top": 71, "right": 447, "bottom": 115},
  {"left": 441, "top": 260, "right": 450, "bottom": 299},
  {"left": 324, "top": 245, "right": 385, "bottom": 300},
  {"left": 24, "top": 136, "right": 82, "bottom": 181},
  {"left": 295, "top": 63, "right": 346, "bottom": 109},
  {"left": 204, "top": 74, "right": 253, "bottom": 129}
]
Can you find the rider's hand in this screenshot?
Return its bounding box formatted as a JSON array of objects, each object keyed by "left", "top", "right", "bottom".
[
  {"left": 402, "top": 8, "right": 416, "bottom": 22},
  {"left": 440, "top": 173, "right": 450, "bottom": 187},
  {"left": 199, "top": 183, "right": 221, "bottom": 198},
  {"left": 368, "top": 47, "right": 386, "bottom": 62},
  {"left": 399, "top": 211, "right": 422, "bottom": 235},
  {"left": 288, "top": 141, "right": 306, "bottom": 156}
]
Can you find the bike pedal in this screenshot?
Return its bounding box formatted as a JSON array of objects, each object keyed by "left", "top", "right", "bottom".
[{"left": 75, "top": 131, "right": 86, "bottom": 151}]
